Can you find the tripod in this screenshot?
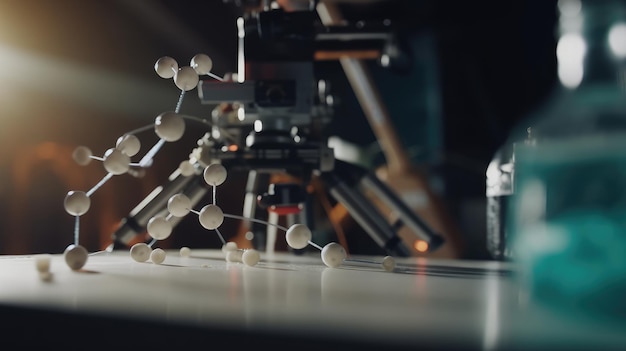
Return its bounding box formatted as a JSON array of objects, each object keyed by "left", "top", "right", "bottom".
[{"left": 109, "top": 4, "right": 447, "bottom": 257}]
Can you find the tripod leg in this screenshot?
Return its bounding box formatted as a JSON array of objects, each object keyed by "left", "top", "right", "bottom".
[
  {"left": 321, "top": 159, "right": 447, "bottom": 257},
  {"left": 321, "top": 171, "right": 412, "bottom": 257},
  {"left": 266, "top": 211, "right": 279, "bottom": 255},
  {"left": 240, "top": 170, "right": 270, "bottom": 250},
  {"left": 360, "top": 173, "right": 445, "bottom": 251}
]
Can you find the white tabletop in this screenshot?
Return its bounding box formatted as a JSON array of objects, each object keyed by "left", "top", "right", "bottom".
[{"left": 0, "top": 249, "right": 624, "bottom": 350}]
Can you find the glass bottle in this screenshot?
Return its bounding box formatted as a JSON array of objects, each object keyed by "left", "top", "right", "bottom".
[
  {"left": 486, "top": 140, "right": 514, "bottom": 260},
  {"left": 508, "top": 0, "right": 626, "bottom": 324},
  {"left": 486, "top": 128, "right": 536, "bottom": 261}
]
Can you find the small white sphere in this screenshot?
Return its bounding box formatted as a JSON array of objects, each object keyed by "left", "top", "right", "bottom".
[
  {"left": 198, "top": 204, "right": 224, "bottom": 230},
  {"left": 179, "top": 160, "right": 196, "bottom": 176},
  {"left": 150, "top": 248, "right": 166, "bottom": 264},
  {"left": 130, "top": 243, "right": 152, "bottom": 262},
  {"left": 221, "top": 241, "right": 238, "bottom": 253},
  {"left": 381, "top": 256, "right": 396, "bottom": 272},
  {"left": 103, "top": 148, "right": 131, "bottom": 175},
  {"left": 174, "top": 66, "right": 199, "bottom": 91},
  {"left": 155, "top": 111, "right": 185, "bottom": 142},
  {"left": 203, "top": 163, "right": 227, "bottom": 186},
  {"left": 167, "top": 193, "right": 192, "bottom": 217},
  {"left": 72, "top": 146, "right": 92, "bottom": 166},
  {"left": 155, "top": 56, "right": 178, "bottom": 79},
  {"left": 179, "top": 246, "right": 191, "bottom": 257},
  {"left": 147, "top": 216, "right": 172, "bottom": 240},
  {"left": 64, "top": 244, "right": 88, "bottom": 270},
  {"left": 242, "top": 249, "right": 261, "bottom": 266},
  {"left": 64, "top": 191, "right": 91, "bottom": 216},
  {"left": 34, "top": 254, "right": 52, "bottom": 273},
  {"left": 226, "top": 250, "right": 243, "bottom": 263},
  {"left": 191, "top": 53, "right": 213, "bottom": 75},
  {"left": 321, "top": 242, "right": 346, "bottom": 268},
  {"left": 116, "top": 134, "right": 141, "bottom": 157},
  {"left": 285, "top": 224, "right": 312, "bottom": 250}
]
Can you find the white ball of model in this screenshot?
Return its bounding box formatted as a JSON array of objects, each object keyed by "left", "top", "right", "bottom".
[
  {"left": 321, "top": 242, "right": 347, "bottom": 268},
  {"left": 285, "top": 224, "right": 311, "bottom": 250},
  {"left": 64, "top": 244, "right": 89, "bottom": 271},
  {"left": 155, "top": 111, "right": 185, "bottom": 142},
  {"left": 285, "top": 223, "right": 347, "bottom": 268},
  {"left": 284, "top": 224, "right": 393, "bottom": 271},
  {"left": 62, "top": 191, "right": 91, "bottom": 271},
  {"left": 226, "top": 248, "right": 261, "bottom": 267}
]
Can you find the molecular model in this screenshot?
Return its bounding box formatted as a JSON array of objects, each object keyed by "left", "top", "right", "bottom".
[{"left": 61, "top": 54, "right": 396, "bottom": 273}]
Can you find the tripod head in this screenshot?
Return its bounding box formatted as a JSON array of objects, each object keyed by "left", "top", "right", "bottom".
[{"left": 193, "top": 1, "right": 402, "bottom": 173}]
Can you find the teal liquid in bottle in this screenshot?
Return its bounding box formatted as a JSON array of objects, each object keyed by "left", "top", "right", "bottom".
[{"left": 509, "top": 0, "right": 626, "bottom": 324}]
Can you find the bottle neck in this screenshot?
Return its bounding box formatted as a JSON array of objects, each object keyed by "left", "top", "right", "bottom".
[{"left": 557, "top": 0, "right": 626, "bottom": 89}]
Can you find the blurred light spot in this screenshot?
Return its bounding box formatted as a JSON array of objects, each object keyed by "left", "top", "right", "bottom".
[
  {"left": 36, "top": 142, "right": 60, "bottom": 160},
  {"left": 558, "top": 63, "right": 584, "bottom": 89},
  {"left": 414, "top": 240, "right": 429, "bottom": 253},
  {"left": 237, "top": 106, "right": 245, "bottom": 121},
  {"left": 254, "top": 119, "right": 263, "bottom": 132},
  {"left": 557, "top": 33, "right": 586, "bottom": 88},
  {"left": 380, "top": 54, "right": 390, "bottom": 67},
  {"left": 608, "top": 23, "right": 626, "bottom": 58},
  {"left": 0, "top": 43, "right": 173, "bottom": 116}
]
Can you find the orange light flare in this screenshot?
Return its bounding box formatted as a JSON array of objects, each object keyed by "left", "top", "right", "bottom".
[
  {"left": 414, "top": 240, "right": 429, "bottom": 253},
  {"left": 227, "top": 144, "right": 238, "bottom": 152}
]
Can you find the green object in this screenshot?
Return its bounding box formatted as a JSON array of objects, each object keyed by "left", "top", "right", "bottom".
[{"left": 508, "top": 0, "right": 626, "bottom": 325}]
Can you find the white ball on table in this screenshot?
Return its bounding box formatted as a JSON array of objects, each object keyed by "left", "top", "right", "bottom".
[
  {"left": 34, "top": 254, "right": 52, "bottom": 273},
  {"left": 242, "top": 249, "right": 261, "bottom": 267},
  {"left": 179, "top": 246, "right": 191, "bottom": 257},
  {"left": 226, "top": 250, "right": 243, "bottom": 263},
  {"left": 130, "top": 243, "right": 152, "bottom": 263},
  {"left": 285, "top": 224, "right": 312, "bottom": 250},
  {"left": 321, "top": 242, "right": 346, "bottom": 268},
  {"left": 64, "top": 244, "right": 88, "bottom": 270},
  {"left": 150, "top": 248, "right": 166, "bottom": 265},
  {"left": 381, "top": 256, "right": 396, "bottom": 272}
]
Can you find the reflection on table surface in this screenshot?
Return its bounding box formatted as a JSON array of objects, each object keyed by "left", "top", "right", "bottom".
[{"left": 0, "top": 250, "right": 624, "bottom": 350}]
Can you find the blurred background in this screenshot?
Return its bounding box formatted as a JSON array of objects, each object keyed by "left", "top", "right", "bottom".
[{"left": 0, "top": 0, "right": 558, "bottom": 259}]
